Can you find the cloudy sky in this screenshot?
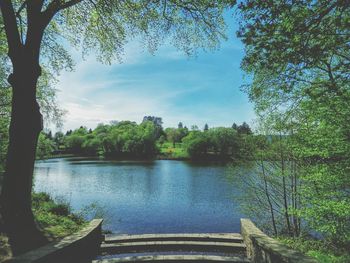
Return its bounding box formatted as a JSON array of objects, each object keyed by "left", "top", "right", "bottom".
[{"left": 55, "top": 14, "right": 255, "bottom": 131}]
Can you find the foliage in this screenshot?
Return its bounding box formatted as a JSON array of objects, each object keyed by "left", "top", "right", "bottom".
[
  {"left": 278, "top": 237, "right": 350, "bottom": 263},
  {"left": 64, "top": 121, "right": 160, "bottom": 158},
  {"left": 236, "top": 122, "right": 252, "bottom": 135},
  {"left": 164, "top": 127, "right": 189, "bottom": 147},
  {"left": 53, "top": 131, "right": 65, "bottom": 150},
  {"left": 229, "top": 124, "right": 301, "bottom": 237},
  {"left": 0, "top": 67, "right": 66, "bottom": 167},
  {"left": 36, "top": 132, "right": 55, "bottom": 159},
  {"left": 2, "top": 0, "right": 236, "bottom": 69},
  {"left": 142, "top": 116, "right": 163, "bottom": 139},
  {"left": 182, "top": 127, "right": 243, "bottom": 160},
  {"left": 182, "top": 131, "right": 210, "bottom": 158},
  {"left": 0, "top": 88, "right": 10, "bottom": 172},
  {"left": 31, "top": 192, "right": 85, "bottom": 238},
  {"left": 158, "top": 142, "right": 189, "bottom": 159},
  {"left": 38, "top": 121, "right": 254, "bottom": 161},
  {"left": 238, "top": 0, "right": 350, "bottom": 251},
  {"left": 237, "top": 0, "right": 350, "bottom": 83},
  {"left": 293, "top": 93, "right": 350, "bottom": 245}
]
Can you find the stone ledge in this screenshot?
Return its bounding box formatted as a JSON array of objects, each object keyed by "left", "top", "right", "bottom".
[
  {"left": 241, "top": 219, "right": 318, "bottom": 263},
  {"left": 105, "top": 233, "right": 244, "bottom": 243},
  {"left": 93, "top": 254, "right": 251, "bottom": 262},
  {"left": 6, "top": 219, "right": 103, "bottom": 263}
]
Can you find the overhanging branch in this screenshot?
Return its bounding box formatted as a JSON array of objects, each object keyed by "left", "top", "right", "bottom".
[
  {"left": 0, "top": 0, "right": 22, "bottom": 59},
  {"left": 43, "top": 0, "right": 84, "bottom": 22}
]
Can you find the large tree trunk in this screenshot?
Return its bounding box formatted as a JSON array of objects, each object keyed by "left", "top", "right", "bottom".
[
  {"left": 1, "top": 55, "right": 47, "bottom": 255},
  {"left": 0, "top": 0, "right": 51, "bottom": 254}
]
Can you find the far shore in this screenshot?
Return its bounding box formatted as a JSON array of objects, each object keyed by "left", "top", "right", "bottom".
[{"left": 38, "top": 153, "right": 234, "bottom": 163}]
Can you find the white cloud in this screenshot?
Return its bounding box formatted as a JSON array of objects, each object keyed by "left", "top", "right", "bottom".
[
  {"left": 55, "top": 57, "right": 197, "bottom": 130},
  {"left": 51, "top": 34, "right": 255, "bottom": 132}
]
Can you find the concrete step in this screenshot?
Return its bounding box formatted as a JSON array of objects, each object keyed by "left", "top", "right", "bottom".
[
  {"left": 93, "top": 254, "right": 250, "bottom": 262},
  {"left": 100, "top": 241, "right": 247, "bottom": 254},
  {"left": 104, "top": 233, "right": 244, "bottom": 244}
]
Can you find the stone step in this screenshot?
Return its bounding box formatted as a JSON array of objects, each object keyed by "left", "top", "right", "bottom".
[
  {"left": 100, "top": 241, "right": 247, "bottom": 254},
  {"left": 104, "top": 233, "right": 244, "bottom": 244},
  {"left": 93, "top": 254, "right": 250, "bottom": 262}
]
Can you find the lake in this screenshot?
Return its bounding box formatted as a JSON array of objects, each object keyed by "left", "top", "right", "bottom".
[{"left": 33, "top": 157, "right": 243, "bottom": 234}]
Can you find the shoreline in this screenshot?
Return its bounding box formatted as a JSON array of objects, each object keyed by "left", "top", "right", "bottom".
[{"left": 39, "top": 154, "right": 233, "bottom": 163}]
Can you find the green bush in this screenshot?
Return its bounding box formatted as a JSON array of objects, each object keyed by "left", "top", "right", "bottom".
[
  {"left": 32, "top": 192, "right": 85, "bottom": 238},
  {"left": 48, "top": 203, "right": 70, "bottom": 216},
  {"left": 278, "top": 237, "right": 350, "bottom": 263}
]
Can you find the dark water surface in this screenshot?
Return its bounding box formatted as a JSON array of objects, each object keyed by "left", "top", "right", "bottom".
[{"left": 33, "top": 157, "right": 243, "bottom": 234}]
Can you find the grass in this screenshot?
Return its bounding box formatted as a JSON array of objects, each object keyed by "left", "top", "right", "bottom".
[
  {"left": 278, "top": 236, "right": 350, "bottom": 263},
  {"left": 158, "top": 142, "right": 189, "bottom": 159},
  {"left": 0, "top": 192, "right": 86, "bottom": 261},
  {"left": 32, "top": 192, "right": 86, "bottom": 238}
]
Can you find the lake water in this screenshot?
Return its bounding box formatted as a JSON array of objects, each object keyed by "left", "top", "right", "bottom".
[{"left": 33, "top": 157, "right": 243, "bottom": 234}]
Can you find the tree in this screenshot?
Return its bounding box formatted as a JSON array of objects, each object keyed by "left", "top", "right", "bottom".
[
  {"left": 64, "top": 133, "right": 85, "bottom": 153},
  {"left": 191, "top": 125, "right": 199, "bottom": 131},
  {"left": 177, "top": 127, "right": 189, "bottom": 141},
  {"left": 158, "top": 135, "right": 166, "bottom": 146},
  {"left": 82, "top": 136, "right": 101, "bottom": 156},
  {"left": 237, "top": 122, "right": 252, "bottom": 135},
  {"left": 0, "top": 57, "right": 63, "bottom": 171},
  {"left": 1, "top": 0, "right": 234, "bottom": 253},
  {"left": 142, "top": 116, "right": 163, "bottom": 139},
  {"left": 178, "top": 122, "right": 183, "bottom": 129},
  {"left": 238, "top": 0, "right": 350, "bottom": 246},
  {"left": 165, "top": 127, "right": 179, "bottom": 148},
  {"left": 53, "top": 131, "right": 64, "bottom": 149},
  {"left": 36, "top": 133, "right": 54, "bottom": 159},
  {"left": 230, "top": 116, "right": 301, "bottom": 237},
  {"left": 209, "top": 127, "right": 238, "bottom": 157},
  {"left": 45, "top": 130, "right": 53, "bottom": 140},
  {"left": 143, "top": 116, "right": 162, "bottom": 127},
  {"left": 204, "top": 123, "right": 209, "bottom": 131},
  {"left": 182, "top": 131, "right": 210, "bottom": 159}
]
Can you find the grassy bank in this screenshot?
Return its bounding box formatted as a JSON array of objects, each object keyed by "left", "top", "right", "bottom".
[
  {"left": 0, "top": 192, "right": 86, "bottom": 261},
  {"left": 157, "top": 142, "right": 189, "bottom": 159},
  {"left": 32, "top": 192, "right": 86, "bottom": 238},
  {"left": 278, "top": 237, "right": 350, "bottom": 263}
]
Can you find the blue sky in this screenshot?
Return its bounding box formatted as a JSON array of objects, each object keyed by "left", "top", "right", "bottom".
[{"left": 56, "top": 14, "right": 255, "bottom": 131}]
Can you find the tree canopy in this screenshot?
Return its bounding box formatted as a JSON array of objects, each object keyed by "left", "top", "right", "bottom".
[{"left": 238, "top": 0, "right": 350, "bottom": 247}]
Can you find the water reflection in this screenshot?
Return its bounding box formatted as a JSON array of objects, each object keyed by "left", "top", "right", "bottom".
[{"left": 34, "top": 157, "right": 242, "bottom": 234}]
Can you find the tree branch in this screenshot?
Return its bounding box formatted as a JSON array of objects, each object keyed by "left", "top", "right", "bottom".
[
  {"left": 43, "top": 0, "right": 84, "bottom": 22},
  {"left": 15, "top": 0, "right": 29, "bottom": 17},
  {"left": 25, "top": 0, "right": 46, "bottom": 57},
  {"left": 58, "top": 0, "right": 83, "bottom": 10},
  {"left": 0, "top": 0, "right": 22, "bottom": 60},
  {"left": 307, "top": 1, "right": 338, "bottom": 29}
]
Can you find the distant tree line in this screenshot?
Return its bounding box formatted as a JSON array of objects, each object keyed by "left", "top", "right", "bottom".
[
  {"left": 181, "top": 124, "right": 251, "bottom": 160},
  {"left": 35, "top": 118, "right": 254, "bottom": 161},
  {"left": 62, "top": 120, "right": 159, "bottom": 158}
]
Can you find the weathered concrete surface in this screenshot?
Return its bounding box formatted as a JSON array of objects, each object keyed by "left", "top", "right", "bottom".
[
  {"left": 5, "top": 219, "right": 103, "bottom": 263},
  {"left": 105, "top": 233, "right": 244, "bottom": 243},
  {"left": 240, "top": 219, "right": 317, "bottom": 263},
  {"left": 100, "top": 240, "right": 247, "bottom": 254},
  {"left": 93, "top": 254, "right": 251, "bottom": 262}
]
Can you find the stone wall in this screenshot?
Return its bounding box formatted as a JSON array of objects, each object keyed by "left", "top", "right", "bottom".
[
  {"left": 241, "top": 219, "right": 318, "bottom": 263},
  {"left": 6, "top": 219, "right": 103, "bottom": 263}
]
